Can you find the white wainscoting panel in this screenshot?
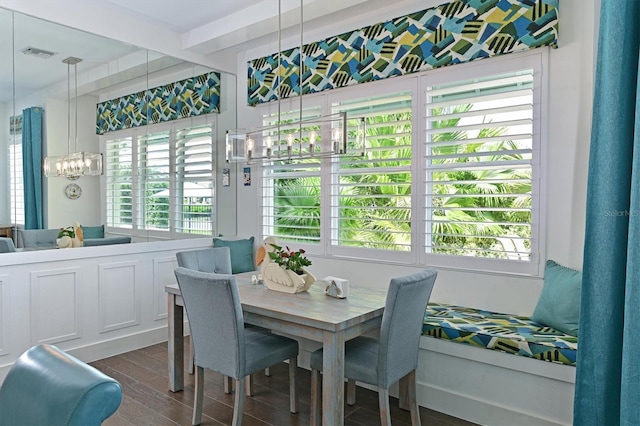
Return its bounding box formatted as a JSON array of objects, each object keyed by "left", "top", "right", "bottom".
[
  {"left": 30, "top": 267, "right": 82, "bottom": 345},
  {"left": 153, "top": 257, "right": 178, "bottom": 321},
  {"left": 0, "top": 274, "right": 9, "bottom": 356},
  {"left": 98, "top": 260, "right": 140, "bottom": 333}
]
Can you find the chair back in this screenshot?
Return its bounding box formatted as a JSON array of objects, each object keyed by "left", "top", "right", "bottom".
[
  {"left": 174, "top": 267, "right": 245, "bottom": 378},
  {"left": 0, "top": 344, "right": 122, "bottom": 426},
  {"left": 176, "top": 247, "right": 232, "bottom": 274},
  {"left": 0, "top": 237, "right": 16, "bottom": 253},
  {"left": 83, "top": 236, "right": 131, "bottom": 246},
  {"left": 377, "top": 268, "right": 437, "bottom": 387},
  {"left": 20, "top": 229, "right": 58, "bottom": 248}
]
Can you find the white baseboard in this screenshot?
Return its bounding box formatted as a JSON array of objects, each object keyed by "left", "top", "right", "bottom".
[{"left": 0, "top": 323, "right": 191, "bottom": 382}]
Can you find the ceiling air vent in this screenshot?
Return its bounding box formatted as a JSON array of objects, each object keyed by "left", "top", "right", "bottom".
[{"left": 20, "top": 46, "right": 57, "bottom": 59}]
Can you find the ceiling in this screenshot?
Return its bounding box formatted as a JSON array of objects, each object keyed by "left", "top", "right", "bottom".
[{"left": 0, "top": 0, "right": 423, "bottom": 102}]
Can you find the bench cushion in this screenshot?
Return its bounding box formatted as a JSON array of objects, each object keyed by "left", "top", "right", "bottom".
[{"left": 422, "top": 303, "right": 577, "bottom": 366}]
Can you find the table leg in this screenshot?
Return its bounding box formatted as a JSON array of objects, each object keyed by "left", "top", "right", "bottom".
[
  {"left": 322, "top": 331, "right": 345, "bottom": 426},
  {"left": 168, "top": 294, "right": 184, "bottom": 392}
]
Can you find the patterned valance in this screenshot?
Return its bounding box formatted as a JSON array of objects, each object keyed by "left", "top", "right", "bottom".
[
  {"left": 248, "top": 0, "right": 558, "bottom": 106},
  {"left": 96, "top": 71, "right": 221, "bottom": 134}
]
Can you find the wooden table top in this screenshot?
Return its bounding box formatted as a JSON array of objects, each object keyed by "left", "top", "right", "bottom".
[{"left": 166, "top": 273, "right": 387, "bottom": 333}]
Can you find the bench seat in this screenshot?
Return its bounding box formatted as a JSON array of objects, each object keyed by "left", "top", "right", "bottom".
[{"left": 422, "top": 302, "right": 578, "bottom": 366}]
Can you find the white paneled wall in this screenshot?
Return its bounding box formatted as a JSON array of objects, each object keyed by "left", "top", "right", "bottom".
[
  {"left": 30, "top": 267, "right": 82, "bottom": 344},
  {"left": 0, "top": 238, "right": 211, "bottom": 382}
]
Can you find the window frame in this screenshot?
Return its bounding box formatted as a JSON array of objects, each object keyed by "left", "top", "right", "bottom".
[
  {"left": 101, "top": 114, "right": 216, "bottom": 240},
  {"left": 257, "top": 50, "right": 547, "bottom": 276},
  {"left": 419, "top": 52, "right": 545, "bottom": 276}
]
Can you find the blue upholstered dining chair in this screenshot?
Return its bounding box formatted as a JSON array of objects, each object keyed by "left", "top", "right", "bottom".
[
  {"left": 177, "top": 247, "right": 271, "bottom": 392},
  {"left": 310, "top": 268, "right": 438, "bottom": 426},
  {"left": 0, "top": 237, "right": 16, "bottom": 253},
  {"left": 174, "top": 267, "right": 299, "bottom": 426},
  {"left": 176, "top": 247, "right": 233, "bottom": 274},
  {"left": 0, "top": 344, "right": 122, "bottom": 426}
]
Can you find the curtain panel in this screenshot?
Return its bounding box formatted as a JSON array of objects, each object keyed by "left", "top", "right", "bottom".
[
  {"left": 21, "top": 107, "right": 43, "bottom": 230},
  {"left": 574, "top": 0, "right": 640, "bottom": 424}
]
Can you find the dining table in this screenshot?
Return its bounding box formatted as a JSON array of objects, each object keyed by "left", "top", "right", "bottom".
[{"left": 165, "top": 272, "right": 412, "bottom": 426}]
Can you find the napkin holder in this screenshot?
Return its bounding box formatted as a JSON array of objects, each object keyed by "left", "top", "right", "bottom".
[{"left": 322, "top": 276, "right": 349, "bottom": 299}]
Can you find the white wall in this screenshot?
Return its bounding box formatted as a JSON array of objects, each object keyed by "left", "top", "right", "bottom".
[{"left": 232, "top": 0, "right": 595, "bottom": 316}]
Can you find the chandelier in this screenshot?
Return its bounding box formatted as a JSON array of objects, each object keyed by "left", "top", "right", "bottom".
[
  {"left": 43, "top": 57, "right": 103, "bottom": 178},
  {"left": 225, "top": 0, "right": 366, "bottom": 164}
]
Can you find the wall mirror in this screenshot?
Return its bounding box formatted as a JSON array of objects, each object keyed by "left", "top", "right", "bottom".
[{"left": 0, "top": 7, "right": 237, "bottom": 247}]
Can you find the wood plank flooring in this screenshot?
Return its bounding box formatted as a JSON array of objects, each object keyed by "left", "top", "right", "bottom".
[{"left": 91, "top": 338, "right": 475, "bottom": 426}]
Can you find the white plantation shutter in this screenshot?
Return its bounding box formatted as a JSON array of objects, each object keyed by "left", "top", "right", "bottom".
[
  {"left": 330, "top": 92, "right": 413, "bottom": 254},
  {"left": 261, "top": 105, "right": 323, "bottom": 244},
  {"left": 175, "top": 125, "right": 214, "bottom": 234},
  {"left": 254, "top": 52, "right": 545, "bottom": 275},
  {"left": 137, "top": 131, "right": 171, "bottom": 230},
  {"left": 105, "top": 119, "right": 215, "bottom": 237},
  {"left": 424, "top": 69, "right": 536, "bottom": 265},
  {"left": 105, "top": 137, "right": 133, "bottom": 228},
  {"left": 9, "top": 135, "right": 24, "bottom": 226}
]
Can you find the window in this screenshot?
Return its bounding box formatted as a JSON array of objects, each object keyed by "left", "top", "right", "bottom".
[
  {"left": 105, "top": 137, "right": 133, "bottom": 228},
  {"left": 422, "top": 55, "right": 542, "bottom": 275},
  {"left": 104, "top": 117, "right": 215, "bottom": 237},
  {"left": 175, "top": 125, "right": 214, "bottom": 234},
  {"left": 9, "top": 132, "right": 24, "bottom": 226},
  {"left": 138, "top": 130, "right": 171, "bottom": 230},
  {"left": 259, "top": 52, "right": 545, "bottom": 275},
  {"left": 331, "top": 92, "right": 413, "bottom": 258},
  {"left": 261, "top": 105, "right": 323, "bottom": 244}
]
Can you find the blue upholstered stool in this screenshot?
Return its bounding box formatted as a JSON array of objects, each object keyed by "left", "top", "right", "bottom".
[{"left": 0, "top": 344, "right": 122, "bottom": 425}]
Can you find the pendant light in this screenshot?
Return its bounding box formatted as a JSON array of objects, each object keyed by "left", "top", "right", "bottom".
[
  {"left": 225, "top": 0, "right": 365, "bottom": 164},
  {"left": 43, "top": 57, "right": 103, "bottom": 178}
]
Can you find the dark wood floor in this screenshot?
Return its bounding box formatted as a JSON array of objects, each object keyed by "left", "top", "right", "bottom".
[{"left": 91, "top": 338, "right": 475, "bottom": 426}]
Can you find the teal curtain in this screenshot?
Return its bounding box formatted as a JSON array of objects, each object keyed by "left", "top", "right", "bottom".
[
  {"left": 22, "top": 107, "right": 43, "bottom": 229},
  {"left": 574, "top": 0, "right": 640, "bottom": 425}
]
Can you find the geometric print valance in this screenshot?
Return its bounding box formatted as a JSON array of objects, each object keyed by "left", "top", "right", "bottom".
[
  {"left": 96, "top": 71, "right": 221, "bottom": 134},
  {"left": 247, "top": 0, "right": 558, "bottom": 106}
]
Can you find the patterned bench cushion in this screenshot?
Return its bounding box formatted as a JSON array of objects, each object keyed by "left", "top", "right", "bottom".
[{"left": 423, "top": 303, "right": 578, "bottom": 366}]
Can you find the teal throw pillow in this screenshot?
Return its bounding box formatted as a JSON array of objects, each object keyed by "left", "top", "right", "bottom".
[
  {"left": 81, "top": 225, "right": 105, "bottom": 239},
  {"left": 213, "top": 237, "right": 255, "bottom": 274},
  {"left": 532, "top": 260, "right": 582, "bottom": 336}
]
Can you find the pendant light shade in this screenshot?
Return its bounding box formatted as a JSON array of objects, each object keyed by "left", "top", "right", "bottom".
[{"left": 43, "top": 57, "right": 103, "bottom": 178}]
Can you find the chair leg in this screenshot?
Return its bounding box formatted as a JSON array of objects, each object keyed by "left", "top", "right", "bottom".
[
  {"left": 378, "top": 388, "right": 391, "bottom": 426},
  {"left": 310, "top": 369, "right": 321, "bottom": 426},
  {"left": 347, "top": 379, "right": 356, "bottom": 405},
  {"left": 245, "top": 374, "right": 254, "bottom": 396},
  {"left": 224, "top": 375, "right": 233, "bottom": 394},
  {"left": 189, "top": 336, "right": 195, "bottom": 375},
  {"left": 192, "top": 366, "right": 204, "bottom": 425},
  {"left": 233, "top": 378, "right": 245, "bottom": 426},
  {"left": 407, "top": 370, "right": 421, "bottom": 426},
  {"left": 288, "top": 357, "right": 298, "bottom": 413}
]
